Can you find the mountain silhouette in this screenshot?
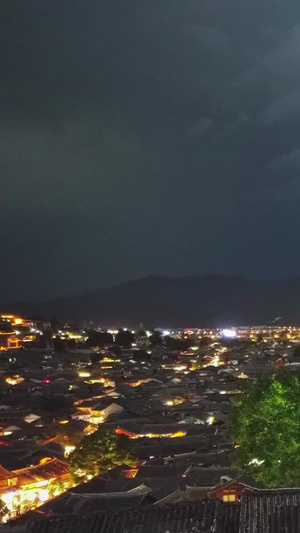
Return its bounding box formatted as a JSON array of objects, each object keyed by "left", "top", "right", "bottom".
[{"left": 2, "top": 274, "right": 300, "bottom": 327}]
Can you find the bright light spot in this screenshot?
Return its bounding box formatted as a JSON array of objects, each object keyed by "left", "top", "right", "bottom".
[
  {"left": 2, "top": 491, "right": 15, "bottom": 506},
  {"left": 212, "top": 355, "right": 220, "bottom": 367},
  {"left": 222, "top": 329, "right": 237, "bottom": 338},
  {"left": 249, "top": 458, "right": 264, "bottom": 466},
  {"left": 39, "top": 490, "right": 50, "bottom": 502},
  {"left": 64, "top": 445, "right": 75, "bottom": 457},
  {"left": 6, "top": 376, "right": 24, "bottom": 385}
]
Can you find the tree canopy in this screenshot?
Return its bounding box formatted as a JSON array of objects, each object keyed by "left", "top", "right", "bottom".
[
  {"left": 48, "top": 480, "right": 65, "bottom": 499},
  {"left": 228, "top": 371, "right": 300, "bottom": 487},
  {"left": 163, "top": 336, "right": 193, "bottom": 352},
  {"left": 68, "top": 428, "right": 135, "bottom": 483},
  {"left": 55, "top": 423, "right": 82, "bottom": 448},
  {"left": 86, "top": 330, "right": 113, "bottom": 348},
  {"left": 115, "top": 329, "right": 135, "bottom": 348},
  {"left": 149, "top": 331, "right": 162, "bottom": 346}
]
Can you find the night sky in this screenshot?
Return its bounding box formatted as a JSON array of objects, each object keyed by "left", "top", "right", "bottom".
[{"left": 2, "top": 0, "right": 300, "bottom": 302}]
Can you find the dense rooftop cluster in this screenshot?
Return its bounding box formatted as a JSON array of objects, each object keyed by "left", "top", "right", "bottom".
[{"left": 0, "top": 314, "right": 299, "bottom": 529}]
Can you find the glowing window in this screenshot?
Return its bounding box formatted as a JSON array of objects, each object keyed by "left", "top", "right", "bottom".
[{"left": 223, "top": 494, "right": 236, "bottom": 502}]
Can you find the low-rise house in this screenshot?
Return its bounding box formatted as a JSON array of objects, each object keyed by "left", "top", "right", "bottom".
[
  {"left": 73, "top": 400, "right": 123, "bottom": 424},
  {"left": 0, "top": 324, "right": 21, "bottom": 351},
  {"left": 0, "top": 458, "right": 70, "bottom": 520}
]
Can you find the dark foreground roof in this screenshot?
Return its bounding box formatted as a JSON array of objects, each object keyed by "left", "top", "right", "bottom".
[
  {"left": 26, "top": 491, "right": 153, "bottom": 516},
  {"left": 10, "top": 500, "right": 240, "bottom": 533},
  {"left": 8, "top": 490, "right": 300, "bottom": 533},
  {"left": 240, "top": 491, "right": 300, "bottom": 533}
]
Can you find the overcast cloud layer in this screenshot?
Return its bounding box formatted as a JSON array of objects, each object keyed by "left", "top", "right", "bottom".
[{"left": 2, "top": 0, "right": 300, "bottom": 301}]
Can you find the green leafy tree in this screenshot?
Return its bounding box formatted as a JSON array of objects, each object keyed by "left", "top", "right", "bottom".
[
  {"left": 228, "top": 371, "right": 300, "bottom": 487},
  {"left": 68, "top": 428, "right": 135, "bottom": 483},
  {"left": 55, "top": 424, "right": 83, "bottom": 448},
  {"left": 48, "top": 480, "right": 65, "bottom": 499}
]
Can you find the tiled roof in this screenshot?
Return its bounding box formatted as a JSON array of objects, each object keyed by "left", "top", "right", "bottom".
[
  {"left": 135, "top": 466, "right": 186, "bottom": 479},
  {"left": 42, "top": 491, "right": 153, "bottom": 515},
  {"left": 185, "top": 466, "right": 236, "bottom": 487},
  {"left": 240, "top": 491, "right": 300, "bottom": 533},
  {"left": 133, "top": 438, "right": 210, "bottom": 459},
  {"left": 69, "top": 473, "right": 180, "bottom": 501},
  {"left": 0, "top": 464, "right": 15, "bottom": 480},
  {"left": 70, "top": 476, "right": 108, "bottom": 494},
  {"left": 13, "top": 490, "right": 300, "bottom": 532},
  {"left": 154, "top": 487, "right": 209, "bottom": 506},
  {"left": 18, "top": 500, "right": 240, "bottom": 533},
  {"left": 117, "top": 423, "right": 186, "bottom": 435},
  {"left": 13, "top": 458, "right": 69, "bottom": 484}
]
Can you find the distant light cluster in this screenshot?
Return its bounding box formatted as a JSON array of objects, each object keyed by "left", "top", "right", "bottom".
[{"left": 222, "top": 329, "right": 237, "bottom": 338}]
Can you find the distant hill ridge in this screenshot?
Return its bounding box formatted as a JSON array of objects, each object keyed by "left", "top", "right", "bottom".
[{"left": 2, "top": 274, "right": 300, "bottom": 327}]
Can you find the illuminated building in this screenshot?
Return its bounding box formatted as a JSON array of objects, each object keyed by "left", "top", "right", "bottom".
[
  {"left": 73, "top": 401, "right": 123, "bottom": 425},
  {"left": 5, "top": 376, "right": 24, "bottom": 386},
  {"left": 115, "top": 424, "right": 187, "bottom": 439},
  {"left": 55, "top": 329, "right": 88, "bottom": 343},
  {"left": 0, "top": 324, "right": 20, "bottom": 350},
  {"left": 1, "top": 315, "right": 33, "bottom": 328},
  {"left": 0, "top": 459, "right": 70, "bottom": 521},
  {"left": 0, "top": 466, "right": 18, "bottom": 490}
]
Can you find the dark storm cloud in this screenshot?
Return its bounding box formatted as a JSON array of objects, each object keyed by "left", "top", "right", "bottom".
[{"left": 2, "top": 0, "right": 300, "bottom": 300}]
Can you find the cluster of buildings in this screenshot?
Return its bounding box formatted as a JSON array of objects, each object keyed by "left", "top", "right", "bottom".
[
  {"left": 0, "top": 314, "right": 88, "bottom": 351},
  {"left": 9, "top": 491, "right": 300, "bottom": 533},
  {"left": 2, "top": 313, "right": 300, "bottom": 352},
  {"left": 0, "top": 315, "right": 49, "bottom": 350},
  {"left": 167, "top": 325, "right": 300, "bottom": 342},
  {"left": 0, "top": 314, "right": 297, "bottom": 530}
]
